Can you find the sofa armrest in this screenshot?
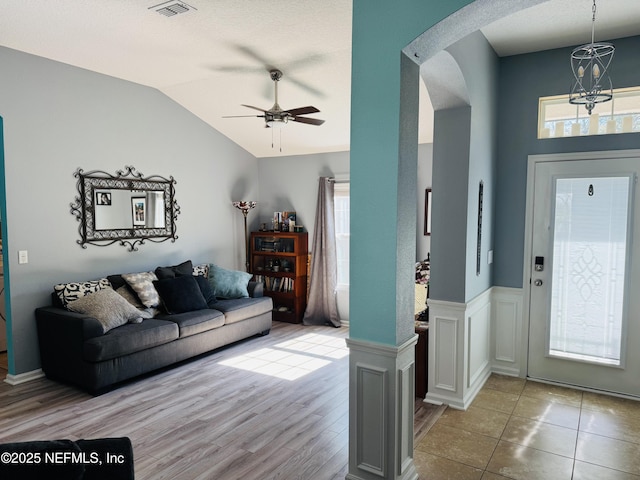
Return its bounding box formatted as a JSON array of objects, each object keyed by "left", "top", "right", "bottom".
[
  {"left": 36, "top": 306, "right": 104, "bottom": 340},
  {"left": 248, "top": 281, "right": 263, "bottom": 298},
  {"left": 35, "top": 307, "right": 105, "bottom": 383}
]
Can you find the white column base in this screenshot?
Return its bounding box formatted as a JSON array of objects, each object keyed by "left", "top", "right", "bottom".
[{"left": 346, "top": 335, "right": 418, "bottom": 480}]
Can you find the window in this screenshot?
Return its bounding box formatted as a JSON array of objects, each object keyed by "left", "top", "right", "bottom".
[
  {"left": 334, "top": 183, "right": 350, "bottom": 287},
  {"left": 538, "top": 86, "right": 640, "bottom": 139}
]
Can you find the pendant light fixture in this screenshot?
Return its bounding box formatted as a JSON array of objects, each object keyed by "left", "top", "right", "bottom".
[{"left": 569, "top": 0, "right": 614, "bottom": 115}]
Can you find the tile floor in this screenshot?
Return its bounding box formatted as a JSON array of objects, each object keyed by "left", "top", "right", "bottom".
[{"left": 415, "top": 374, "right": 640, "bottom": 479}]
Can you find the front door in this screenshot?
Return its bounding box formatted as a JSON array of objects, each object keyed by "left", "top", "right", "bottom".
[{"left": 527, "top": 152, "right": 640, "bottom": 396}]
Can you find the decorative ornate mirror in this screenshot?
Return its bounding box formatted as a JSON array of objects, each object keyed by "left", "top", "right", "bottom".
[{"left": 71, "top": 166, "right": 180, "bottom": 251}]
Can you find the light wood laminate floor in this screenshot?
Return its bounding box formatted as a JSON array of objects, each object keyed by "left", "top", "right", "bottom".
[{"left": 0, "top": 322, "right": 442, "bottom": 479}]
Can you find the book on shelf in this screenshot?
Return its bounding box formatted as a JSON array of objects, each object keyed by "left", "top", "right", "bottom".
[{"left": 253, "top": 275, "right": 295, "bottom": 292}]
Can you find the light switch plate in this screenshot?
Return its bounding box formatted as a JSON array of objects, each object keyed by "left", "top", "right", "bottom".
[{"left": 18, "top": 250, "right": 28, "bottom": 264}]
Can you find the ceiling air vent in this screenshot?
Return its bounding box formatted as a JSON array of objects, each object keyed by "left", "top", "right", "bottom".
[{"left": 149, "top": 1, "right": 196, "bottom": 17}]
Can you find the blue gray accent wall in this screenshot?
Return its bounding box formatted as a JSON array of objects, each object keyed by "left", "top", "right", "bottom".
[{"left": 494, "top": 35, "right": 640, "bottom": 288}]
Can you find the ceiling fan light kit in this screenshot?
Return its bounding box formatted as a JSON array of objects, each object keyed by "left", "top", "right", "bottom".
[{"left": 569, "top": 0, "right": 615, "bottom": 115}]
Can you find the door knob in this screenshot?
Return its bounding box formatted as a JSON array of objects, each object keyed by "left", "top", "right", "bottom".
[{"left": 534, "top": 279, "right": 543, "bottom": 286}]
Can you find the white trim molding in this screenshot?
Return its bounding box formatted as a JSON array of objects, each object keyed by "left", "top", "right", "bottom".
[
  {"left": 425, "top": 286, "right": 526, "bottom": 410},
  {"left": 346, "top": 335, "right": 418, "bottom": 480},
  {"left": 425, "top": 289, "right": 493, "bottom": 410},
  {"left": 4, "top": 369, "right": 45, "bottom": 385}
]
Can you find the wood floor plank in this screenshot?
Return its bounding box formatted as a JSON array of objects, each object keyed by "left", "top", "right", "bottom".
[{"left": 0, "top": 322, "right": 443, "bottom": 479}]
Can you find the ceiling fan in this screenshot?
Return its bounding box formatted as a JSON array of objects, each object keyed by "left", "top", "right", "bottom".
[{"left": 224, "top": 69, "right": 325, "bottom": 128}]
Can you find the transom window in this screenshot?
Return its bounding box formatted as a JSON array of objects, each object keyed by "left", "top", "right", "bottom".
[{"left": 538, "top": 87, "right": 640, "bottom": 139}]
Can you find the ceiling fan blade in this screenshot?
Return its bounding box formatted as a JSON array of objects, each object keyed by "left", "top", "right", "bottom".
[
  {"left": 291, "top": 116, "right": 325, "bottom": 126},
  {"left": 284, "top": 106, "right": 320, "bottom": 116},
  {"left": 241, "top": 104, "right": 268, "bottom": 113},
  {"left": 222, "top": 115, "right": 265, "bottom": 118}
]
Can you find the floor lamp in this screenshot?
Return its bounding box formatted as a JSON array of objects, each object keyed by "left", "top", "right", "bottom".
[{"left": 232, "top": 201, "right": 257, "bottom": 272}]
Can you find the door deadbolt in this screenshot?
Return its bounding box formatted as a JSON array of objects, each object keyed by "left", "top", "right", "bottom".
[{"left": 534, "top": 279, "right": 543, "bottom": 286}]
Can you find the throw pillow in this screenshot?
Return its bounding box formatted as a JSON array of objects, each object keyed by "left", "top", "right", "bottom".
[
  {"left": 121, "top": 271, "right": 160, "bottom": 308},
  {"left": 67, "top": 288, "right": 152, "bottom": 333},
  {"left": 208, "top": 264, "right": 252, "bottom": 299},
  {"left": 115, "top": 285, "right": 145, "bottom": 310},
  {"left": 194, "top": 275, "right": 217, "bottom": 307},
  {"left": 154, "top": 260, "right": 194, "bottom": 280},
  {"left": 54, "top": 278, "right": 111, "bottom": 308},
  {"left": 192, "top": 263, "right": 209, "bottom": 278},
  {"left": 153, "top": 275, "right": 208, "bottom": 314}
]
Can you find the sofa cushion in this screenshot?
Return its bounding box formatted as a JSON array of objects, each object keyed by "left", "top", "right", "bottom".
[
  {"left": 67, "top": 288, "right": 152, "bottom": 333},
  {"left": 156, "top": 309, "right": 225, "bottom": 337},
  {"left": 83, "top": 319, "right": 178, "bottom": 362},
  {"left": 213, "top": 297, "right": 273, "bottom": 325},
  {"left": 153, "top": 275, "right": 208, "bottom": 314},
  {"left": 208, "top": 264, "right": 252, "bottom": 299},
  {"left": 121, "top": 271, "right": 160, "bottom": 308},
  {"left": 155, "top": 260, "right": 193, "bottom": 280},
  {"left": 54, "top": 278, "right": 111, "bottom": 308}
]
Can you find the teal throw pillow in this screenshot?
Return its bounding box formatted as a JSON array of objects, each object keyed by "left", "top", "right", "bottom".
[{"left": 208, "top": 264, "right": 252, "bottom": 299}]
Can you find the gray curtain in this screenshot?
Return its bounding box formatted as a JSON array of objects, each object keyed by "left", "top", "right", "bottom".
[{"left": 303, "top": 177, "right": 340, "bottom": 327}]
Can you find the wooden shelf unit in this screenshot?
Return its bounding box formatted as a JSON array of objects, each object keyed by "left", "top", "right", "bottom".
[{"left": 250, "top": 231, "right": 308, "bottom": 323}]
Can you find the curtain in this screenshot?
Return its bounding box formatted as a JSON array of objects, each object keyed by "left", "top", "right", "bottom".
[{"left": 303, "top": 177, "right": 340, "bottom": 327}]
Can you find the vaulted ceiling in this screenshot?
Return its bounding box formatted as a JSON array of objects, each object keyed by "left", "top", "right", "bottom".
[{"left": 1, "top": 1, "right": 639, "bottom": 158}]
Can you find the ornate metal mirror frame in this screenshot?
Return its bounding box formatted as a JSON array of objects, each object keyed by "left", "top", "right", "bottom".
[{"left": 71, "top": 166, "right": 180, "bottom": 251}]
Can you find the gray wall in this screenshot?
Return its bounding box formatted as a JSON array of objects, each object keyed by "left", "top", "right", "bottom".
[
  {"left": 257, "top": 151, "right": 350, "bottom": 244},
  {"left": 257, "top": 146, "right": 433, "bottom": 259},
  {"left": 494, "top": 35, "right": 640, "bottom": 288},
  {"left": 430, "top": 31, "right": 499, "bottom": 303},
  {"left": 0, "top": 47, "right": 259, "bottom": 375},
  {"left": 257, "top": 145, "right": 433, "bottom": 322},
  {"left": 416, "top": 143, "right": 433, "bottom": 262}
]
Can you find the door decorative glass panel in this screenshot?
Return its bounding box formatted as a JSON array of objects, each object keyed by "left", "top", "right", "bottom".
[{"left": 549, "top": 176, "right": 632, "bottom": 366}]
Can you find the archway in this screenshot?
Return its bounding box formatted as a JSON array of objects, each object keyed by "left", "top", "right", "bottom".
[{"left": 347, "top": 1, "right": 543, "bottom": 479}]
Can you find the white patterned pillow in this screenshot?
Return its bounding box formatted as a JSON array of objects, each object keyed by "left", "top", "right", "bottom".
[
  {"left": 54, "top": 278, "right": 111, "bottom": 308},
  {"left": 121, "top": 271, "right": 160, "bottom": 308},
  {"left": 192, "top": 263, "right": 209, "bottom": 277},
  {"left": 67, "top": 288, "right": 152, "bottom": 333}
]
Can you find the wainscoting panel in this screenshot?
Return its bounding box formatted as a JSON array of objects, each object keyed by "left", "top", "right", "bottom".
[
  {"left": 491, "top": 287, "right": 524, "bottom": 377},
  {"left": 426, "top": 290, "right": 492, "bottom": 410},
  {"left": 398, "top": 362, "right": 414, "bottom": 477},
  {"left": 356, "top": 363, "right": 387, "bottom": 476},
  {"left": 433, "top": 315, "right": 458, "bottom": 392},
  {"left": 467, "top": 301, "right": 491, "bottom": 388}
]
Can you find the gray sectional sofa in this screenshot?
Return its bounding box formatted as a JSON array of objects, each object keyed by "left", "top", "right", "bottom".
[{"left": 35, "top": 261, "right": 272, "bottom": 394}]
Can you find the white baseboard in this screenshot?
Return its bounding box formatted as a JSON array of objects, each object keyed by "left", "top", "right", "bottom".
[{"left": 4, "top": 369, "right": 45, "bottom": 385}]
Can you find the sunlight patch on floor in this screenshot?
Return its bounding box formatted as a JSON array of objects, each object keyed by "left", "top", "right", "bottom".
[{"left": 219, "top": 333, "right": 348, "bottom": 380}]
